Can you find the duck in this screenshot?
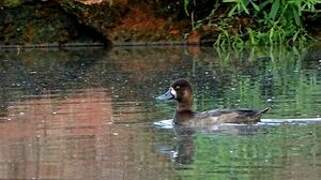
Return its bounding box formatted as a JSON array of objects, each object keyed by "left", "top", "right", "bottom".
[{"left": 156, "top": 79, "right": 269, "bottom": 127}]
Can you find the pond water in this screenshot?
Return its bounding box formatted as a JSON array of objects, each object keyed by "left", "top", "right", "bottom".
[{"left": 0, "top": 46, "right": 321, "bottom": 179}]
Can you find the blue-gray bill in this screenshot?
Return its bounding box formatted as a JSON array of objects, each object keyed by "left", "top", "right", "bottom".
[{"left": 156, "top": 89, "right": 174, "bottom": 101}]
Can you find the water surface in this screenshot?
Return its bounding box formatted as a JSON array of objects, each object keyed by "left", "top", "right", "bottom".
[{"left": 0, "top": 46, "right": 321, "bottom": 179}]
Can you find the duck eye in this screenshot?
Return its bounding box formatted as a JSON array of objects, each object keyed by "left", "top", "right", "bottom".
[{"left": 175, "top": 85, "right": 180, "bottom": 90}]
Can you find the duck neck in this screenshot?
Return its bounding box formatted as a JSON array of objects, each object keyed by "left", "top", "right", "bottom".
[
  {"left": 174, "top": 102, "right": 194, "bottom": 125},
  {"left": 176, "top": 98, "right": 193, "bottom": 113},
  {"left": 174, "top": 96, "right": 194, "bottom": 125}
]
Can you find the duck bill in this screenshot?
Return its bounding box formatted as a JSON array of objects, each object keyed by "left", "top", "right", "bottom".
[{"left": 156, "top": 89, "right": 174, "bottom": 101}]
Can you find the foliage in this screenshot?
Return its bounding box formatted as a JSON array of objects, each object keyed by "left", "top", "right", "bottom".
[
  {"left": 224, "top": 0, "right": 319, "bottom": 45},
  {"left": 184, "top": 0, "right": 321, "bottom": 45},
  {"left": 1, "top": 0, "right": 22, "bottom": 7}
]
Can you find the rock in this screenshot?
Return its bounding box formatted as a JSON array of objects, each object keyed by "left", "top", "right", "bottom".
[{"left": 0, "top": 0, "right": 217, "bottom": 45}]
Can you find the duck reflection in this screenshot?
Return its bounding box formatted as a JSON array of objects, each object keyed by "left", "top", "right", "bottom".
[{"left": 154, "top": 120, "right": 263, "bottom": 165}]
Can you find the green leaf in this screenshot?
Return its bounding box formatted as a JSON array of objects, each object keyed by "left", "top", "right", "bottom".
[
  {"left": 292, "top": 30, "right": 300, "bottom": 42},
  {"left": 240, "top": 0, "right": 249, "bottom": 14},
  {"left": 223, "top": 0, "right": 237, "bottom": 2},
  {"left": 269, "top": 27, "right": 274, "bottom": 44},
  {"left": 251, "top": 1, "right": 260, "bottom": 12},
  {"left": 269, "top": 0, "right": 280, "bottom": 20},
  {"left": 259, "top": 1, "right": 270, "bottom": 9},
  {"left": 184, "top": 0, "right": 190, "bottom": 16},
  {"left": 292, "top": 6, "right": 301, "bottom": 26},
  {"left": 228, "top": 5, "right": 238, "bottom": 17}
]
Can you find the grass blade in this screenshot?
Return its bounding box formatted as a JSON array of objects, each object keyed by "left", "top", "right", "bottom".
[{"left": 269, "top": 0, "right": 280, "bottom": 20}]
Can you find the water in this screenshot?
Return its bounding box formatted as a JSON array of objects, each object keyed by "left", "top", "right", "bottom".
[{"left": 0, "top": 46, "right": 321, "bottom": 179}]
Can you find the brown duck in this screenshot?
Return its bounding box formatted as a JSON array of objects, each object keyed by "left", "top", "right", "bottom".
[{"left": 156, "top": 79, "right": 269, "bottom": 127}]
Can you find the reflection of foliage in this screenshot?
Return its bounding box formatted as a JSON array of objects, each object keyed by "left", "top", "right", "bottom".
[
  {"left": 192, "top": 46, "right": 321, "bottom": 118},
  {"left": 177, "top": 124, "right": 321, "bottom": 179},
  {"left": 1, "top": 46, "right": 321, "bottom": 119}
]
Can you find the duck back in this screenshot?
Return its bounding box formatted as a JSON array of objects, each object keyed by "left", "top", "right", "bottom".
[{"left": 177, "top": 108, "right": 270, "bottom": 127}]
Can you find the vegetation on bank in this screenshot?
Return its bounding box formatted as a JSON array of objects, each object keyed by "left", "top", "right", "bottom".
[
  {"left": 1, "top": 0, "right": 22, "bottom": 7},
  {"left": 1, "top": 0, "right": 321, "bottom": 46},
  {"left": 184, "top": 0, "right": 321, "bottom": 46}
]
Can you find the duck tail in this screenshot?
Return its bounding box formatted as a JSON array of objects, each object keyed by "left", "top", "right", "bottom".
[{"left": 258, "top": 107, "right": 271, "bottom": 115}]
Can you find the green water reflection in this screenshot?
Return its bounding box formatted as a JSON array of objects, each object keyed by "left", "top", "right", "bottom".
[
  {"left": 0, "top": 46, "right": 320, "bottom": 179},
  {"left": 174, "top": 124, "right": 321, "bottom": 180}
]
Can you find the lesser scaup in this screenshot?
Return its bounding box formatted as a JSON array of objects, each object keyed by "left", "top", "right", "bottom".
[{"left": 157, "top": 79, "right": 269, "bottom": 127}]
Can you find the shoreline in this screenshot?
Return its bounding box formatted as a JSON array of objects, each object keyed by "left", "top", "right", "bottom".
[{"left": 0, "top": 40, "right": 215, "bottom": 50}]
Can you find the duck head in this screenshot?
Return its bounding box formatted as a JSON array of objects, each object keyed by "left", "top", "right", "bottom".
[{"left": 157, "top": 79, "right": 193, "bottom": 112}]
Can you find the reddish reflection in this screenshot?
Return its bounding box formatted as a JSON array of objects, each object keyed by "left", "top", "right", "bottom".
[{"left": 0, "top": 89, "right": 175, "bottom": 180}]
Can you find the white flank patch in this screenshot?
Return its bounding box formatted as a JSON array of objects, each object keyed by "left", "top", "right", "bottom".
[{"left": 153, "top": 119, "right": 174, "bottom": 129}]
